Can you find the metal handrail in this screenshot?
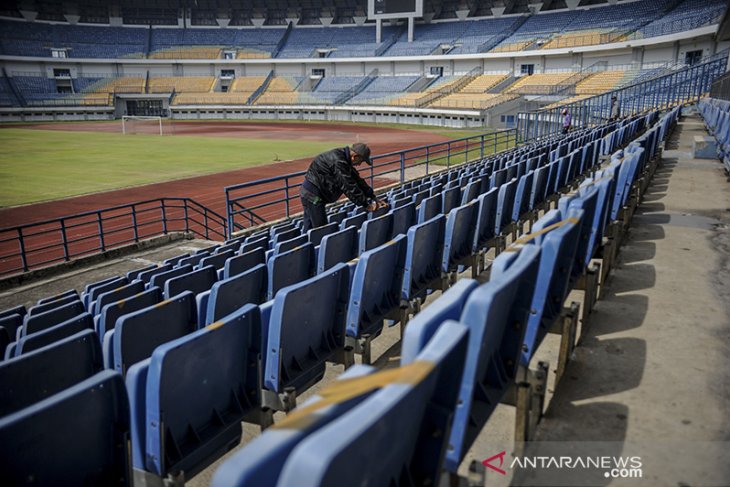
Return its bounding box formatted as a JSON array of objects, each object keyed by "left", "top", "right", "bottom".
[
  {"left": 224, "top": 129, "right": 518, "bottom": 237},
  {"left": 0, "top": 197, "right": 227, "bottom": 276}
]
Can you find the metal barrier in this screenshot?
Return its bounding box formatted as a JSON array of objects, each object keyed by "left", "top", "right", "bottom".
[
  {"left": 710, "top": 70, "right": 730, "bottom": 101},
  {"left": 0, "top": 198, "right": 227, "bottom": 277},
  {"left": 517, "top": 49, "right": 729, "bottom": 141},
  {"left": 224, "top": 129, "right": 518, "bottom": 237}
]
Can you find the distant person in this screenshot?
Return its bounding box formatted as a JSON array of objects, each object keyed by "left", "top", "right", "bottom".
[
  {"left": 562, "top": 108, "right": 572, "bottom": 134},
  {"left": 300, "top": 142, "right": 388, "bottom": 232},
  {"left": 610, "top": 95, "right": 620, "bottom": 121}
]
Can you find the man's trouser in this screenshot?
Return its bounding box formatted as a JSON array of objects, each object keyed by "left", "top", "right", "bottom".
[{"left": 301, "top": 186, "right": 328, "bottom": 233}]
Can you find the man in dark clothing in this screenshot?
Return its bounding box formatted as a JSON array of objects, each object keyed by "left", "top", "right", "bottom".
[{"left": 300, "top": 142, "right": 387, "bottom": 232}]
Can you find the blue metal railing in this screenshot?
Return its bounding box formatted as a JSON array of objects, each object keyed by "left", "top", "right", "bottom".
[
  {"left": 517, "top": 49, "right": 730, "bottom": 141},
  {"left": 224, "top": 129, "right": 518, "bottom": 237},
  {"left": 0, "top": 198, "right": 227, "bottom": 277}
]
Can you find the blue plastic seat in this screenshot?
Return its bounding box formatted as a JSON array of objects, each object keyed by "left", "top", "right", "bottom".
[
  {"left": 0, "top": 370, "right": 130, "bottom": 486},
  {"left": 148, "top": 264, "right": 193, "bottom": 291},
  {"left": 267, "top": 243, "right": 315, "bottom": 300},
  {"left": 137, "top": 263, "right": 172, "bottom": 284},
  {"left": 126, "top": 304, "right": 262, "bottom": 481},
  {"left": 22, "top": 300, "right": 86, "bottom": 337},
  {"left": 417, "top": 193, "right": 442, "bottom": 224},
  {"left": 273, "top": 235, "right": 308, "bottom": 256},
  {"left": 275, "top": 320, "right": 468, "bottom": 487},
  {"left": 520, "top": 211, "right": 582, "bottom": 365},
  {"left": 199, "top": 249, "right": 235, "bottom": 270},
  {"left": 442, "top": 186, "right": 462, "bottom": 215},
  {"left": 461, "top": 179, "right": 482, "bottom": 205},
  {"left": 27, "top": 294, "right": 80, "bottom": 316},
  {"left": 307, "top": 222, "right": 339, "bottom": 247},
  {"left": 224, "top": 247, "right": 265, "bottom": 279},
  {"left": 178, "top": 253, "right": 210, "bottom": 269},
  {"left": 442, "top": 201, "right": 478, "bottom": 278},
  {"left": 340, "top": 212, "right": 367, "bottom": 231},
  {"left": 240, "top": 235, "right": 270, "bottom": 254},
  {"left": 14, "top": 312, "right": 94, "bottom": 357},
  {"left": 201, "top": 264, "right": 267, "bottom": 325},
  {"left": 113, "top": 291, "right": 197, "bottom": 376},
  {"left": 471, "top": 188, "right": 498, "bottom": 257},
  {"left": 317, "top": 226, "right": 357, "bottom": 274},
  {"left": 401, "top": 215, "right": 445, "bottom": 309},
  {"left": 264, "top": 262, "right": 350, "bottom": 396},
  {"left": 92, "top": 280, "right": 145, "bottom": 316},
  {"left": 494, "top": 177, "right": 518, "bottom": 235},
  {"left": 390, "top": 202, "right": 416, "bottom": 238},
  {"left": 164, "top": 265, "right": 218, "bottom": 298},
  {"left": 83, "top": 277, "right": 128, "bottom": 310},
  {"left": 36, "top": 289, "right": 77, "bottom": 306},
  {"left": 513, "top": 170, "right": 534, "bottom": 221},
  {"left": 163, "top": 254, "right": 190, "bottom": 267},
  {"left": 0, "top": 329, "right": 102, "bottom": 417},
  {"left": 127, "top": 264, "right": 158, "bottom": 281},
  {"left": 445, "top": 243, "right": 541, "bottom": 472},
  {"left": 97, "top": 287, "right": 163, "bottom": 341},
  {"left": 346, "top": 236, "right": 407, "bottom": 353},
  {"left": 358, "top": 213, "right": 393, "bottom": 254}
]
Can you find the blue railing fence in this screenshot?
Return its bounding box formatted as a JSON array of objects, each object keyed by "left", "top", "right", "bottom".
[
  {"left": 224, "top": 129, "right": 518, "bottom": 237},
  {"left": 517, "top": 49, "right": 729, "bottom": 141},
  {"left": 0, "top": 198, "right": 227, "bottom": 276}
]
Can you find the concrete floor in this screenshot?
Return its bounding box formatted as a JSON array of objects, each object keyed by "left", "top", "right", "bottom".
[{"left": 3, "top": 114, "right": 729, "bottom": 486}]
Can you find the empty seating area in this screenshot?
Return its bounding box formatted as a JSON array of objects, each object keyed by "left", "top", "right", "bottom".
[
  {"left": 147, "top": 76, "right": 215, "bottom": 94},
  {"left": 0, "top": 99, "right": 680, "bottom": 483},
  {"left": 507, "top": 72, "right": 578, "bottom": 94},
  {"left": 575, "top": 70, "right": 632, "bottom": 95},
  {"left": 254, "top": 76, "right": 303, "bottom": 105},
  {"left": 698, "top": 97, "right": 730, "bottom": 173}
]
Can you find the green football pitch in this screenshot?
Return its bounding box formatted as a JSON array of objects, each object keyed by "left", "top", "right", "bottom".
[{"left": 0, "top": 128, "right": 344, "bottom": 207}]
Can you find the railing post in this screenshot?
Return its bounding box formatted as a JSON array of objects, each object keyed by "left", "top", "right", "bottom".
[
  {"left": 465, "top": 138, "right": 469, "bottom": 163},
  {"left": 204, "top": 207, "right": 210, "bottom": 239},
  {"left": 17, "top": 227, "right": 28, "bottom": 273},
  {"left": 97, "top": 212, "right": 105, "bottom": 252},
  {"left": 60, "top": 219, "right": 69, "bottom": 261},
  {"left": 447, "top": 142, "right": 451, "bottom": 169},
  {"left": 131, "top": 206, "right": 139, "bottom": 242},
  {"left": 225, "top": 190, "right": 233, "bottom": 239},
  {"left": 184, "top": 200, "right": 190, "bottom": 234},
  {"left": 284, "top": 176, "right": 291, "bottom": 219},
  {"left": 400, "top": 152, "right": 406, "bottom": 183},
  {"left": 161, "top": 199, "right": 168, "bottom": 235},
  {"left": 493, "top": 132, "right": 497, "bottom": 155},
  {"left": 425, "top": 146, "right": 430, "bottom": 175},
  {"left": 480, "top": 134, "right": 485, "bottom": 159}
]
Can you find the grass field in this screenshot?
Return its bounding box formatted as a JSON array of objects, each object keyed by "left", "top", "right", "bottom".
[{"left": 0, "top": 129, "right": 345, "bottom": 207}]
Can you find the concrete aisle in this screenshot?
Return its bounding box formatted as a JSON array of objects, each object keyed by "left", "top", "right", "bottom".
[{"left": 532, "top": 114, "right": 730, "bottom": 486}]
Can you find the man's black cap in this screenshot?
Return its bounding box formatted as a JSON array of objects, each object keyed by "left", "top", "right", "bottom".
[{"left": 351, "top": 142, "right": 372, "bottom": 165}]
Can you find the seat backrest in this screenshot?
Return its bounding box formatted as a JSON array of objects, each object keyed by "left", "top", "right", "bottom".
[
  {"left": 240, "top": 235, "right": 269, "bottom": 254},
  {"left": 472, "top": 188, "right": 498, "bottom": 252},
  {"left": 163, "top": 254, "right": 190, "bottom": 267},
  {"left": 401, "top": 278, "right": 478, "bottom": 363},
  {"left": 567, "top": 186, "right": 599, "bottom": 270},
  {"left": 178, "top": 253, "right": 210, "bottom": 269},
  {"left": 27, "top": 294, "right": 80, "bottom": 317},
  {"left": 445, "top": 243, "right": 541, "bottom": 472},
  {"left": 36, "top": 290, "right": 77, "bottom": 307},
  {"left": 265, "top": 262, "right": 350, "bottom": 394},
  {"left": 495, "top": 177, "right": 518, "bottom": 234},
  {"left": 93, "top": 281, "right": 146, "bottom": 316},
  {"left": 114, "top": 291, "right": 197, "bottom": 376},
  {"left": 340, "top": 212, "right": 367, "bottom": 231},
  {"left": 204, "top": 264, "right": 267, "bottom": 325},
  {"left": 138, "top": 304, "right": 262, "bottom": 478},
  {"left": 317, "top": 226, "right": 357, "bottom": 274},
  {"left": 211, "top": 364, "right": 378, "bottom": 487},
  {"left": 0, "top": 370, "right": 130, "bottom": 486},
  {"left": 521, "top": 213, "right": 581, "bottom": 366},
  {"left": 276, "top": 320, "right": 469, "bottom": 487},
  {"left": 442, "top": 201, "right": 478, "bottom": 273},
  {"left": 411, "top": 189, "right": 430, "bottom": 208},
  {"left": 417, "top": 193, "right": 442, "bottom": 224},
  {"left": 347, "top": 235, "right": 407, "bottom": 340},
  {"left": 224, "top": 247, "right": 265, "bottom": 279},
  {"left": 137, "top": 264, "right": 172, "bottom": 284},
  {"left": 199, "top": 249, "right": 235, "bottom": 271},
  {"left": 402, "top": 215, "right": 445, "bottom": 302},
  {"left": 83, "top": 275, "right": 120, "bottom": 295},
  {"left": 148, "top": 264, "right": 193, "bottom": 291},
  {"left": 97, "top": 287, "right": 163, "bottom": 338},
  {"left": 15, "top": 313, "right": 94, "bottom": 357},
  {"left": 531, "top": 164, "right": 549, "bottom": 209},
  {"left": 0, "top": 314, "right": 22, "bottom": 347},
  {"left": 85, "top": 277, "right": 129, "bottom": 309},
  {"left": 274, "top": 235, "right": 308, "bottom": 256},
  {"left": 307, "top": 222, "right": 339, "bottom": 247},
  {"left": 267, "top": 243, "right": 315, "bottom": 300},
  {"left": 461, "top": 179, "right": 481, "bottom": 205},
  {"left": 23, "top": 300, "right": 86, "bottom": 337},
  {"left": 0, "top": 329, "right": 102, "bottom": 417},
  {"left": 358, "top": 213, "right": 394, "bottom": 254},
  {"left": 390, "top": 202, "right": 416, "bottom": 238},
  {"left": 442, "top": 186, "right": 461, "bottom": 215},
  {"left": 489, "top": 167, "right": 507, "bottom": 190},
  {"left": 513, "top": 170, "right": 534, "bottom": 220},
  {"left": 164, "top": 265, "right": 218, "bottom": 299}
]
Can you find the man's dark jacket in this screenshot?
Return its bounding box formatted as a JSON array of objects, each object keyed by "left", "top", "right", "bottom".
[{"left": 303, "top": 147, "right": 375, "bottom": 207}]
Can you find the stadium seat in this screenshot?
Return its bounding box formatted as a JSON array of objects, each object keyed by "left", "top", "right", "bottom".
[
  {"left": 112, "top": 291, "right": 197, "bottom": 376},
  {"left": 126, "top": 304, "right": 262, "bottom": 482},
  {"left": 471, "top": 188, "right": 499, "bottom": 273},
  {"left": 346, "top": 235, "right": 407, "bottom": 364},
  {"left": 401, "top": 215, "right": 446, "bottom": 321},
  {"left": 178, "top": 253, "right": 210, "bottom": 269},
  {"left": 389, "top": 202, "right": 416, "bottom": 238},
  {"left": 83, "top": 276, "right": 128, "bottom": 310},
  {"left": 358, "top": 213, "right": 394, "bottom": 254},
  {"left": 445, "top": 243, "right": 541, "bottom": 472},
  {"left": 164, "top": 265, "right": 217, "bottom": 298},
  {"left": 148, "top": 264, "right": 194, "bottom": 291},
  {"left": 13, "top": 312, "right": 94, "bottom": 357},
  {"left": 0, "top": 370, "right": 131, "bottom": 486},
  {"left": 275, "top": 320, "right": 468, "bottom": 487},
  {"left": 22, "top": 300, "right": 86, "bottom": 337},
  {"left": 37, "top": 289, "right": 78, "bottom": 306},
  {"left": 137, "top": 263, "right": 172, "bottom": 284},
  {"left": 91, "top": 280, "right": 146, "bottom": 316},
  {"left": 240, "top": 235, "right": 270, "bottom": 254},
  {"left": 267, "top": 243, "right": 315, "bottom": 300},
  {"left": 0, "top": 329, "right": 102, "bottom": 417},
  {"left": 340, "top": 212, "right": 367, "bottom": 231},
  {"left": 27, "top": 294, "right": 80, "bottom": 316},
  {"left": 307, "top": 222, "right": 338, "bottom": 247},
  {"left": 442, "top": 201, "right": 478, "bottom": 283},
  {"left": 417, "top": 193, "right": 442, "bottom": 224},
  {"left": 97, "top": 287, "right": 163, "bottom": 341},
  {"left": 200, "top": 264, "right": 267, "bottom": 325},
  {"left": 263, "top": 262, "right": 350, "bottom": 410},
  {"left": 317, "top": 226, "right": 357, "bottom": 274},
  {"left": 127, "top": 264, "right": 158, "bottom": 281},
  {"left": 198, "top": 249, "right": 235, "bottom": 270},
  {"left": 222, "top": 247, "right": 266, "bottom": 279}
]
